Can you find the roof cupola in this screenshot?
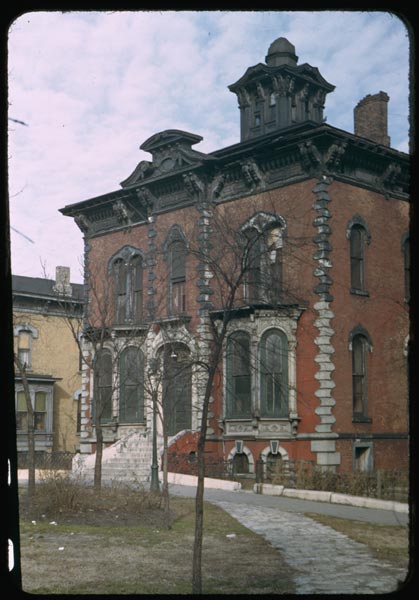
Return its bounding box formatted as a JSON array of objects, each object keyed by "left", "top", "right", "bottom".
[{"left": 229, "top": 37, "right": 335, "bottom": 141}]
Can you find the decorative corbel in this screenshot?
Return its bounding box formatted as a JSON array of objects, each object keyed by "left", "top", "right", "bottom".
[
  {"left": 299, "top": 140, "right": 322, "bottom": 172},
  {"left": 325, "top": 141, "right": 347, "bottom": 172},
  {"left": 183, "top": 172, "right": 204, "bottom": 196},
  {"left": 211, "top": 172, "right": 226, "bottom": 199},
  {"left": 112, "top": 200, "right": 131, "bottom": 224},
  {"left": 74, "top": 213, "right": 90, "bottom": 234},
  {"left": 241, "top": 159, "right": 264, "bottom": 188}
]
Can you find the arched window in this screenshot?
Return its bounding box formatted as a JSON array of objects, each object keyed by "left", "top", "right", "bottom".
[
  {"left": 110, "top": 247, "right": 144, "bottom": 325},
  {"left": 162, "top": 344, "right": 191, "bottom": 436},
  {"left": 169, "top": 240, "right": 187, "bottom": 314},
  {"left": 242, "top": 213, "right": 285, "bottom": 305},
  {"left": 350, "top": 327, "right": 372, "bottom": 421},
  {"left": 260, "top": 329, "right": 288, "bottom": 417},
  {"left": 119, "top": 347, "right": 144, "bottom": 423},
  {"left": 226, "top": 331, "right": 252, "bottom": 418},
  {"left": 94, "top": 349, "right": 113, "bottom": 423},
  {"left": 347, "top": 216, "right": 371, "bottom": 294}
]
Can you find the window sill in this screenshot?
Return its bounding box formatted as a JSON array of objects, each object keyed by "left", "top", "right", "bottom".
[
  {"left": 350, "top": 288, "right": 369, "bottom": 297},
  {"left": 352, "top": 416, "right": 372, "bottom": 424}
]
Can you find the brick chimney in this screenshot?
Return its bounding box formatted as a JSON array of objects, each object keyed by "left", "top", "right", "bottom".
[
  {"left": 53, "top": 266, "right": 72, "bottom": 296},
  {"left": 354, "top": 91, "right": 390, "bottom": 146}
]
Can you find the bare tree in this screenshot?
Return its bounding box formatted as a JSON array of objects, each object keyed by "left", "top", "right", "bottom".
[{"left": 189, "top": 199, "right": 295, "bottom": 593}]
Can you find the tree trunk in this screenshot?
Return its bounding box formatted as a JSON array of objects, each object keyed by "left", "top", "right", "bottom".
[
  {"left": 94, "top": 416, "right": 103, "bottom": 492},
  {"left": 14, "top": 357, "right": 36, "bottom": 498},
  {"left": 192, "top": 361, "right": 219, "bottom": 595},
  {"left": 162, "top": 427, "right": 170, "bottom": 528}
]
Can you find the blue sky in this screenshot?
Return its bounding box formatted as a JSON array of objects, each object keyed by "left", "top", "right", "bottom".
[{"left": 8, "top": 10, "right": 411, "bottom": 283}]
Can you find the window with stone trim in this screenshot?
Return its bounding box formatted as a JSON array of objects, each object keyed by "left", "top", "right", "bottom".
[
  {"left": 14, "top": 324, "right": 38, "bottom": 370},
  {"left": 169, "top": 239, "right": 187, "bottom": 315},
  {"left": 350, "top": 326, "right": 372, "bottom": 422},
  {"left": 111, "top": 248, "right": 144, "bottom": 325},
  {"left": 119, "top": 346, "right": 144, "bottom": 423},
  {"left": 260, "top": 329, "right": 288, "bottom": 417},
  {"left": 94, "top": 349, "right": 113, "bottom": 423},
  {"left": 226, "top": 331, "right": 252, "bottom": 418},
  {"left": 162, "top": 344, "right": 192, "bottom": 436},
  {"left": 242, "top": 213, "right": 285, "bottom": 305},
  {"left": 15, "top": 385, "right": 52, "bottom": 433},
  {"left": 347, "top": 216, "right": 371, "bottom": 294}
]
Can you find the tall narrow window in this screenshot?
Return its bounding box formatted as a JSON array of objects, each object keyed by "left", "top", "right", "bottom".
[
  {"left": 260, "top": 329, "right": 288, "bottom": 417},
  {"left": 114, "top": 258, "right": 127, "bottom": 324},
  {"left": 226, "top": 332, "right": 252, "bottom": 418},
  {"left": 94, "top": 349, "right": 113, "bottom": 423},
  {"left": 111, "top": 247, "right": 144, "bottom": 325},
  {"left": 243, "top": 216, "right": 284, "bottom": 305},
  {"left": 352, "top": 334, "right": 370, "bottom": 420},
  {"left": 119, "top": 347, "right": 144, "bottom": 423},
  {"left": 162, "top": 345, "right": 191, "bottom": 436},
  {"left": 132, "top": 255, "right": 143, "bottom": 322},
  {"left": 169, "top": 240, "right": 186, "bottom": 314},
  {"left": 17, "top": 331, "right": 32, "bottom": 368},
  {"left": 16, "top": 391, "right": 28, "bottom": 431},
  {"left": 34, "top": 391, "right": 47, "bottom": 430},
  {"left": 349, "top": 223, "right": 369, "bottom": 293}
]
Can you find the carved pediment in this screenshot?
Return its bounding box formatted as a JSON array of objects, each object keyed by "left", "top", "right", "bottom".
[{"left": 121, "top": 130, "right": 214, "bottom": 185}]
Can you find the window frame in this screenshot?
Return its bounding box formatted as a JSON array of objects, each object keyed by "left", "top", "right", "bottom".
[
  {"left": 349, "top": 327, "right": 373, "bottom": 423},
  {"left": 226, "top": 331, "right": 252, "bottom": 419},
  {"left": 346, "top": 216, "right": 371, "bottom": 296},
  {"left": 109, "top": 246, "right": 145, "bottom": 326},
  {"left": 94, "top": 348, "right": 113, "bottom": 424},
  {"left": 259, "top": 328, "right": 289, "bottom": 418},
  {"left": 119, "top": 346, "right": 145, "bottom": 424}
]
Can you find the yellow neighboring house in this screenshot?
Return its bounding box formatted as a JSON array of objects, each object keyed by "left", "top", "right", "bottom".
[{"left": 12, "top": 267, "right": 84, "bottom": 462}]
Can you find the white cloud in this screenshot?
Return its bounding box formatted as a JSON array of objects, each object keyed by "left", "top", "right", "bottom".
[{"left": 8, "top": 10, "right": 411, "bottom": 283}]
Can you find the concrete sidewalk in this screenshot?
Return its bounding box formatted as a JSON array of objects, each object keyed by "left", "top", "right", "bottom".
[{"left": 166, "top": 471, "right": 408, "bottom": 514}]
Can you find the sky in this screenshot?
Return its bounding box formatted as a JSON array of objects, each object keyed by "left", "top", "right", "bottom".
[{"left": 7, "top": 10, "right": 411, "bottom": 284}]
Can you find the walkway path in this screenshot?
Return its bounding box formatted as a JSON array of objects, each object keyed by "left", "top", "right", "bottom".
[
  {"left": 213, "top": 500, "right": 407, "bottom": 594},
  {"left": 169, "top": 484, "right": 409, "bottom": 594}
]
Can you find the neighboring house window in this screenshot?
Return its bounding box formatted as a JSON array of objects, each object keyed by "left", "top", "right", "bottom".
[
  {"left": 347, "top": 216, "right": 371, "bottom": 294},
  {"left": 242, "top": 213, "right": 285, "bottom": 305},
  {"left": 16, "top": 391, "right": 28, "bottom": 431},
  {"left": 110, "top": 247, "right": 144, "bottom": 325},
  {"left": 119, "top": 347, "right": 144, "bottom": 423},
  {"left": 94, "top": 349, "right": 113, "bottom": 423},
  {"left": 226, "top": 331, "right": 252, "bottom": 418},
  {"left": 162, "top": 344, "right": 191, "bottom": 436},
  {"left": 15, "top": 386, "right": 52, "bottom": 433},
  {"left": 260, "top": 329, "right": 288, "bottom": 417},
  {"left": 34, "top": 391, "right": 47, "bottom": 430},
  {"left": 403, "top": 234, "right": 410, "bottom": 302},
  {"left": 17, "top": 331, "right": 31, "bottom": 368},
  {"left": 169, "top": 240, "right": 187, "bottom": 315},
  {"left": 350, "top": 327, "right": 372, "bottom": 421}
]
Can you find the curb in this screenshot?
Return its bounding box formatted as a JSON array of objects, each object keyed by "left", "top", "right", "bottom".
[{"left": 254, "top": 483, "right": 409, "bottom": 514}]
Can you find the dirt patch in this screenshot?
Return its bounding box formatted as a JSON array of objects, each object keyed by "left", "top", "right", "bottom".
[{"left": 18, "top": 481, "right": 296, "bottom": 595}]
